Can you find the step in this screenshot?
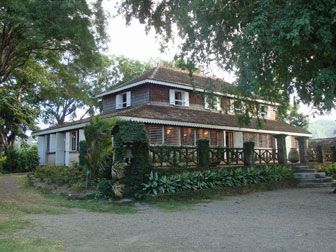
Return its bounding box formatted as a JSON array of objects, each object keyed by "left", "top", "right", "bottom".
[
  {"left": 332, "top": 180, "right": 336, "bottom": 187},
  {"left": 295, "top": 177, "right": 333, "bottom": 183},
  {"left": 297, "top": 182, "right": 334, "bottom": 188},
  {"left": 293, "top": 166, "right": 314, "bottom": 173},
  {"left": 294, "top": 172, "right": 326, "bottom": 179}
]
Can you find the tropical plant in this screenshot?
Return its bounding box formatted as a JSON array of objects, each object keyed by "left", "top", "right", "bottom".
[
  {"left": 139, "top": 166, "right": 294, "bottom": 196},
  {"left": 83, "top": 117, "right": 117, "bottom": 181}
]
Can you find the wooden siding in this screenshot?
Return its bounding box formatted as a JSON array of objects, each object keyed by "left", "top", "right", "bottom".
[{"left": 102, "top": 85, "right": 149, "bottom": 114}]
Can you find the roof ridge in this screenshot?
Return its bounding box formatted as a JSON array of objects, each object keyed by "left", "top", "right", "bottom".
[
  {"left": 156, "top": 64, "right": 224, "bottom": 82},
  {"left": 150, "top": 65, "right": 160, "bottom": 79}
]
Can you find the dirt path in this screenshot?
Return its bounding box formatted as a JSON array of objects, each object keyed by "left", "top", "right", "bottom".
[
  {"left": 0, "top": 174, "right": 28, "bottom": 203},
  {"left": 1, "top": 174, "right": 336, "bottom": 252}
]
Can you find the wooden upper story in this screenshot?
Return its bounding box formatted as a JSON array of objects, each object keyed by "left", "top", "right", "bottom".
[{"left": 99, "top": 65, "right": 278, "bottom": 120}]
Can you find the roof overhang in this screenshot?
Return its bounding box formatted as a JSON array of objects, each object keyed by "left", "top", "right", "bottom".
[
  {"left": 118, "top": 116, "right": 312, "bottom": 137},
  {"left": 32, "top": 116, "right": 311, "bottom": 138},
  {"left": 95, "top": 79, "right": 280, "bottom": 106}
]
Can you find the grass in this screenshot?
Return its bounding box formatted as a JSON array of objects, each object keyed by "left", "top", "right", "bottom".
[
  {"left": 0, "top": 219, "right": 32, "bottom": 235},
  {"left": 0, "top": 237, "right": 63, "bottom": 252},
  {"left": 147, "top": 200, "right": 204, "bottom": 212}
]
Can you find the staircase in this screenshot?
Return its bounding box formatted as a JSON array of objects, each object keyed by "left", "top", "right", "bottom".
[{"left": 293, "top": 165, "right": 336, "bottom": 188}]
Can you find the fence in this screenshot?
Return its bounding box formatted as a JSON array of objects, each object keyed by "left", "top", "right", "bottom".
[
  {"left": 150, "top": 145, "right": 279, "bottom": 169},
  {"left": 254, "top": 149, "right": 278, "bottom": 164},
  {"left": 308, "top": 148, "right": 335, "bottom": 163}
]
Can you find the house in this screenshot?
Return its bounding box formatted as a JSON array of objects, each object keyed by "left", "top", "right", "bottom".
[{"left": 32, "top": 65, "right": 312, "bottom": 166}]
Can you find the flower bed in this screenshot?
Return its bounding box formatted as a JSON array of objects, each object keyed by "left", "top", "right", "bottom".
[{"left": 137, "top": 165, "right": 294, "bottom": 197}]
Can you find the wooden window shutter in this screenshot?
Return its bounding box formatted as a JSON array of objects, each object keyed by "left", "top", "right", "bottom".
[
  {"left": 116, "top": 94, "right": 121, "bottom": 109},
  {"left": 169, "top": 89, "right": 175, "bottom": 105},
  {"left": 184, "top": 91, "right": 189, "bottom": 106},
  {"left": 204, "top": 96, "right": 210, "bottom": 109},
  {"left": 126, "top": 91, "right": 131, "bottom": 107},
  {"left": 216, "top": 97, "right": 222, "bottom": 111}
]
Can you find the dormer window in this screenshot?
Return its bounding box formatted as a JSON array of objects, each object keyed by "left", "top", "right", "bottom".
[
  {"left": 116, "top": 91, "right": 131, "bottom": 109},
  {"left": 169, "top": 89, "right": 189, "bottom": 106},
  {"left": 259, "top": 105, "right": 270, "bottom": 118},
  {"left": 204, "top": 95, "right": 221, "bottom": 111}
]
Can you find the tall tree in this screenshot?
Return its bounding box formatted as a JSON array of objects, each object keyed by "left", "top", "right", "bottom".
[
  {"left": 119, "top": 0, "right": 336, "bottom": 114},
  {"left": 39, "top": 55, "right": 155, "bottom": 126},
  {"left": 277, "top": 101, "right": 309, "bottom": 131},
  {"left": 0, "top": 0, "right": 107, "bottom": 85}
]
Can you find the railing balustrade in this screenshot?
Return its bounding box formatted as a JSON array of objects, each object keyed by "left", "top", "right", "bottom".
[
  {"left": 254, "top": 148, "right": 278, "bottom": 164},
  {"left": 209, "top": 147, "right": 244, "bottom": 165}
]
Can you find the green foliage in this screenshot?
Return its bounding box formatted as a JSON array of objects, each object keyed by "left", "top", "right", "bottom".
[
  {"left": 139, "top": 166, "right": 294, "bottom": 196},
  {"left": 119, "top": 0, "right": 336, "bottom": 113},
  {"left": 0, "top": 0, "right": 107, "bottom": 85},
  {"left": 84, "top": 117, "right": 116, "bottom": 181},
  {"left": 277, "top": 101, "right": 309, "bottom": 130},
  {"left": 112, "top": 121, "right": 150, "bottom": 190},
  {"left": 34, "top": 166, "right": 85, "bottom": 186},
  {"left": 97, "top": 179, "right": 113, "bottom": 198},
  {"left": 2, "top": 145, "right": 39, "bottom": 173},
  {"left": 318, "top": 163, "right": 336, "bottom": 178},
  {"left": 196, "top": 139, "right": 210, "bottom": 169},
  {"left": 79, "top": 141, "right": 88, "bottom": 167}
]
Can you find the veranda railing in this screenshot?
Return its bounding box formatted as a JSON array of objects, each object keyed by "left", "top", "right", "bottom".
[{"left": 254, "top": 148, "right": 278, "bottom": 164}]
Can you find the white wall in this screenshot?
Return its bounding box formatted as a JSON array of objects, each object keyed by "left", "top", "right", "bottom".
[{"left": 55, "top": 133, "right": 65, "bottom": 166}]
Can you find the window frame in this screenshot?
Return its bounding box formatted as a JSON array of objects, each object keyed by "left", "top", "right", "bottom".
[
  {"left": 116, "top": 91, "right": 131, "bottom": 109},
  {"left": 169, "top": 89, "right": 189, "bottom": 107}
]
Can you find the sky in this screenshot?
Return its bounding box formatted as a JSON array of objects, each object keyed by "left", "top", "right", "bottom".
[{"left": 104, "top": 2, "right": 335, "bottom": 122}]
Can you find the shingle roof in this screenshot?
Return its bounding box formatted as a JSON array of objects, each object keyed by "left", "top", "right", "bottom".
[
  {"left": 98, "top": 65, "right": 235, "bottom": 95},
  {"left": 33, "top": 104, "right": 311, "bottom": 135}
]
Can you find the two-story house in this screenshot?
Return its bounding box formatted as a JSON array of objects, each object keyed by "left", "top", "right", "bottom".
[{"left": 32, "top": 65, "right": 311, "bottom": 166}]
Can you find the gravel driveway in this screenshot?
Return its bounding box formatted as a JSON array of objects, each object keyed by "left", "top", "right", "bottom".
[{"left": 19, "top": 187, "right": 336, "bottom": 252}]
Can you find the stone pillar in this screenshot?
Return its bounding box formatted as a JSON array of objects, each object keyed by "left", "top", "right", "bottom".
[
  {"left": 243, "top": 142, "right": 255, "bottom": 167},
  {"left": 295, "top": 136, "right": 309, "bottom": 165},
  {"left": 55, "top": 133, "right": 65, "bottom": 166},
  {"left": 275, "top": 134, "right": 287, "bottom": 165},
  {"left": 316, "top": 145, "right": 324, "bottom": 163}
]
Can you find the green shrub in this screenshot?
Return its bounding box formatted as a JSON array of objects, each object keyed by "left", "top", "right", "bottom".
[
  {"left": 318, "top": 163, "right": 336, "bottom": 178},
  {"left": 2, "top": 145, "right": 39, "bottom": 173},
  {"left": 196, "top": 139, "right": 210, "bottom": 169},
  {"left": 35, "top": 165, "right": 85, "bottom": 186},
  {"left": 138, "top": 165, "right": 293, "bottom": 197},
  {"left": 97, "top": 179, "right": 113, "bottom": 197}
]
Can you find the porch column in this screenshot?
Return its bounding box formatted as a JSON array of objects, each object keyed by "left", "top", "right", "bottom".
[
  {"left": 37, "top": 136, "right": 47, "bottom": 165},
  {"left": 275, "top": 134, "right": 287, "bottom": 165},
  {"left": 55, "top": 133, "right": 65, "bottom": 166},
  {"left": 65, "top": 132, "right": 70, "bottom": 166},
  {"left": 295, "top": 136, "right": 309, "bottom": 165}
]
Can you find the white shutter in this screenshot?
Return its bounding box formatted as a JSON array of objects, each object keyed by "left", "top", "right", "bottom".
[
  {"left": 126, "top": 91, "right": 131, "bottom": 107},
  {"left": 216, "top": 97, "right": 222, "bottom": 111},
  {"left": 267, "top": 106, "right": 271, "bottom": 118},
  {"left": 169, "top": 89, "right": 175, "bottom": 105},
  {"left": 204, "top": 96, "right": 210, "bottom": 109},
  {"left": 116, "top": 94, "right": 121, "bottom": 109},
  {"left": 79, "top": 129, "right": 85, "bottom": 141},
  {"left": 229, "top": 99, "right": 234, "bottom": 113},
  {"left": 184, "top": 91, "right": 189, "bottom": 106}
]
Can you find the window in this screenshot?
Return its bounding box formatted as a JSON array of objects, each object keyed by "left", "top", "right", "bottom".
[
  {"left": 71, "top": 131, "right": 78, "bottom": 151},
  {"left": 230, "top": 99, "right": 245, "bottom": 113},
  {"left": 196, "top": 129, "right": 209, "bottom": 140},
  {"left": 204, "top": 95, "right": 221, "bottom": 111},
  {"left": 164, "top": 126, "right": 179, "bottom": 145},
  {"left": 116, "top": 91, "right": 131, "bottom": 109},
  {"left": 169, "top": 89, "right": 189, "bottom": 106},
  {"left": 48, "top": 134, "right": 56, "bottom": 152},
  {"left": 181, "top": 128, "right": 195, "bottom": 146},
  {"left": 146, "top": 125, "right": 163, "bottom": 145},
  {"left": 259, "top": 105, "right": 270, "bottom": 118}
]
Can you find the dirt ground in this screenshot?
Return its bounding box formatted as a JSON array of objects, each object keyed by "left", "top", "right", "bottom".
[{"left": 1, "top": 174, "right": 336, "bottom": 252}]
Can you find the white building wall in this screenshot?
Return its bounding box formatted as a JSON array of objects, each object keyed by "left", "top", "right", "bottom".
[
  {"left": 65, "top": 132, "right": 70, "bottom": 166},
  {"left": 55, "top": 133, "right": 65, "bottom": 166},
  {"left": 285, "top": 136, "right": 292, "bottom": 157}
]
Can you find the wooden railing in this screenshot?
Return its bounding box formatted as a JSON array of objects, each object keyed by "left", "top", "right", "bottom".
[
  {"left": 149, "top": 146, "right": 198, "bottom": 168},
  {"left": 209, "top": 147, "right": 244, "bottom": 165},
  {"left": 308, "top": 148, "right": 333, "bottom": 162},
  {"left": 150, "top": 145, "right": 281, "bottom": 169},
  {"left": 254, "top": 148, "right": 278, "bottom": 164}
]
